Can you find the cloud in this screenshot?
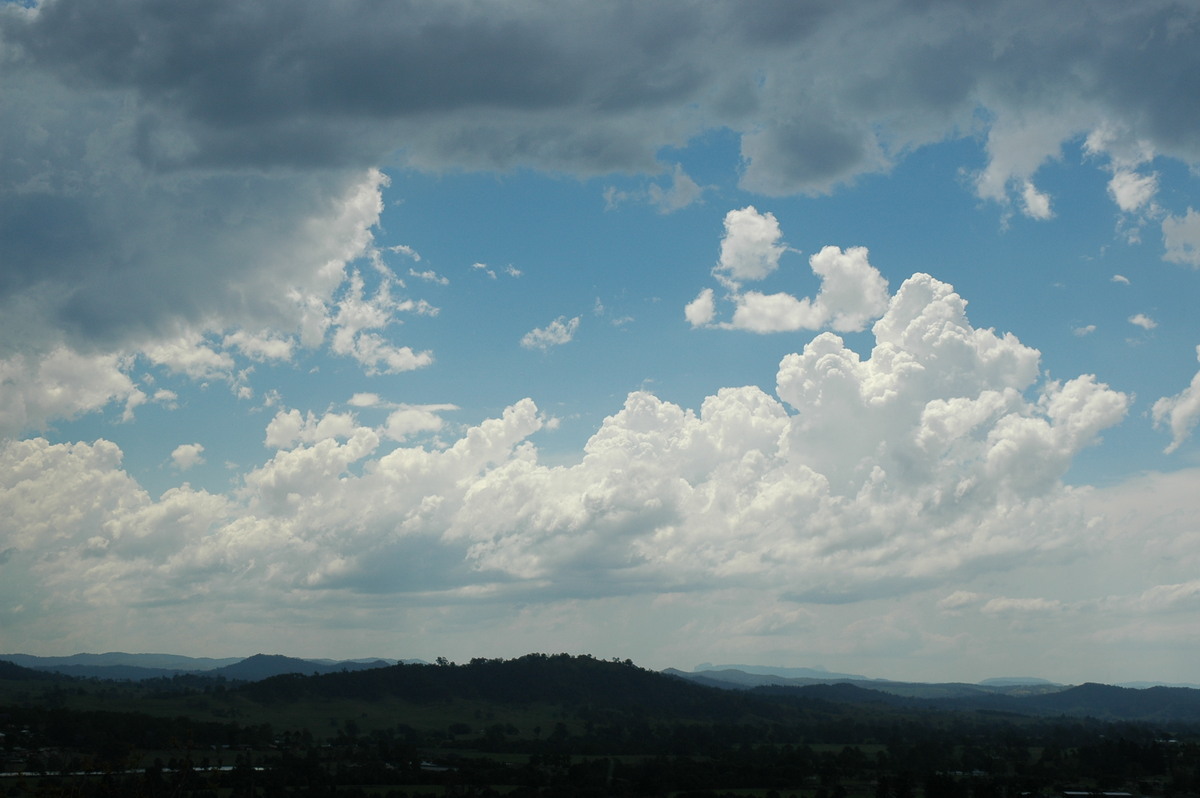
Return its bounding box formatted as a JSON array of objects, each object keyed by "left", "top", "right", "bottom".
[
  {"left": 650, "top": 164, "right": 705, "bottom": 212},
  {"left": 1128, "top": 313, "right": 1158, "bottom": 330},
  {"left": 981, "top": 596, "right": 1063, "bottom": 616},
  {"left": 938, "top": 590, "right": 983, "bottom": 612},
  {"left": 684, "top": 288, "right": 717, "bottom": 328},
  {"left": 409, "top": 268, "right": 449, "bottom": 286},
  {"left": 472, "top": 262, "right": 521, "bottom": 280},
  {"left": 1152, "top": 346, "right": 1200, "bottom": 453},
  {"left": 716, "top": 207, "right": 787, "bottom": 284},
  {"left": 604, "top": 164, "right": 707, "bottom": 214},
  {"left": 170, "top": 443, "right": 205, "bottom": 471},
  {"left": 1020, "top": 180, "right": 1054, "bottom": 220},
  {"left": 0, "top": 0, "right": 1197, "bottom": 443},
  {"left": 1111, "top": 274, "right": 1130, "bottom": 284},
  {"left": 1163, "top": 208, "right": 1200, "bottom": 267},
  {"left": 265, "top": 409, "right": 359, "bottom": 450},
  {"left": 6, "top": 0, "right": 1197, "bottom": 192},
  {"left": 0, "top": 0, "right": 1194, "bottom": 667},
  {"left": 142, "top": 333, "right": 236, "bottom": 381},
  {"left": 0, "top": 347, "right": 144, "bottom": 436},
  {"left": 152, "top": 389, "right": 178, "bottom": 408},
  {"left": 521, "top": 316, "right": 581, "bottom": 350},
  {"left": 1120, "top": 580, "right": 1200, "bottom": 614},
  {"left": 1108, "top": 169, "right": 1159, "bottom": 213},
  {"left": 1072, "top": 325, "right": 1096, "bottom": 337},
  {"left": 0, "top": 162, "right": 428, "bottom": 435},
  {"left": 388, "top": 245, "right": 421, "bottom": 262},
  {"left": 222, "top": 330, "right": 295, "bottom": 363},
  {"left": 740, "top": 115, "right": 887, "bottom": 197},
  {"left": 0, "top": 270, "right": 1131, "bottom": 637},
  {"left": 695, "top": 214, "right": 890, "bottom": 334},
  {"left": 328, "top": 269, "right": 435, "bottom": 375},
  {"left": 384, "top": 404, "right": 457, "bottom": 442}
]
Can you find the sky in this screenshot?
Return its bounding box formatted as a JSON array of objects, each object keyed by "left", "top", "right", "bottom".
[{"left": 2, "top": 0, "right": 1200, "bottom": 686}]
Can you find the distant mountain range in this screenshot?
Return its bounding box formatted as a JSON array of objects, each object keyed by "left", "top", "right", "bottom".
[
  {"left": 693, "top": 663, "right": 871, "bottom": 681},
  {"left": 0, "top": 651, "right": 418, "bottom": 681},
  {"left": 679, "top": 664, "right": 1199, "bottom": 692},
  {"left": 667, "top": 667, "right": 1068, "bottom": 699}
]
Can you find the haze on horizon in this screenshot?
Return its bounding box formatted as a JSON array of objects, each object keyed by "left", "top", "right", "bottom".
[{"left": 2, "top": 0, "right": 1200, "bottom": 687}]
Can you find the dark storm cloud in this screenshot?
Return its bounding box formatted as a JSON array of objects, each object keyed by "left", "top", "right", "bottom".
[
  {"left": 5, "top": 0, "right": 1199, "bottom": 173},
  {"left": 4, "top": 0, "right": 713, "bottom": 171}
]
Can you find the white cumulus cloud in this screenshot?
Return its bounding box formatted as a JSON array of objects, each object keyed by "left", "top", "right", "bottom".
[
  {"left": 693, "top": 207, "right": 890, "bottom": 334},
  {"left": 170, "top": 443, "right": 206, "bottom": 471},
  {"left": 684, "top": 288, "right": 716, "bottom": 328},
  {"left": 723, "top": 246, "right": 889, "bottom": 333},
  {"left": 1152, "top": 346, "right": 1200, "bottom": 454},
  {"left": 1128, "top": 313, "right": 1158, "bottom": 330},
  {"left": 716, "top": 207, "right": 787, "bottom": 284},
  {"left": 521, "top": 316, "right": 580, "bottom": 350},
  {"left": 0, "top": 271, "right": 1131, "bottom": 636}
]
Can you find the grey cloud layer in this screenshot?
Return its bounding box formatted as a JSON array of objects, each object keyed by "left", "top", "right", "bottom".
[{"left": 10, "top": 0, "right": 1198, "bottom": 173}]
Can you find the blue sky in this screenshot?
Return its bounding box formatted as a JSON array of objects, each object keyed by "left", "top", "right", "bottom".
[{"left": 3, "top": 0, "right": 1200, "bottom": 684}]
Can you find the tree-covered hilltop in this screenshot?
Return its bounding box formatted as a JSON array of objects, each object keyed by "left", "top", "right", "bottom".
[{"left": 245, "top": 652, "right": 790, "bottom": 715}]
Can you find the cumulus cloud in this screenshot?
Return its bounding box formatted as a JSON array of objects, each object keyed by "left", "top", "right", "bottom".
[
  {"left": 521, "top": 316, "right": 581, "bottom": 350},
  {"left": 0, "top": 347, "right": 144, "bottom": 436},
  {"left": 1020, "top": 180, "right": 1054, "bottom": 220},
  {"left": 1152, "top": 346, "right": 1200, "bottom": 453},
  {"left": 170, "top": 443, "right": 205, "bottom": 471},
  {"left": 0, "top": 270, "right": 1132, "bottom": 633},
  {"left": 693, "top": 210, "right": 890, "bottom": 334},
  {"left": 264, "top": 409, "right": 359, "bottom": 450},
  {"left": 1108, "top": 170, "right": 1159, "bottom": 213},
  {"left": 684, "top": 288, "right": 716, "bottom": 328},
  {"left": 716, "top": 207, "right": 787, "bottom": 284},
  {"left": 1163, "top": 208, "right": 1200, "bottom": 267},
  {"left": 384, "top": 404, "right": 457, "bottom": 442},
  {"left": 1128, "top": 313, "right": 1158, "bottom": 330},
  {"left": 222, "top": 330, "right": 295, "bottom": 363},
  {"left": 1073, "top": 324, "right": 1096, "bottom": 337}
]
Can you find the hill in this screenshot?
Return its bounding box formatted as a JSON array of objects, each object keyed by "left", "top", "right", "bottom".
[
  {"left": 243, "top": 653, "right": 774, "bottom": 719},
  {"left": 0, "top": 658, "right": 62, "bottom": 681},
  {"left": 208, "top": 653, "right": 393, "bottom": 681}
]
